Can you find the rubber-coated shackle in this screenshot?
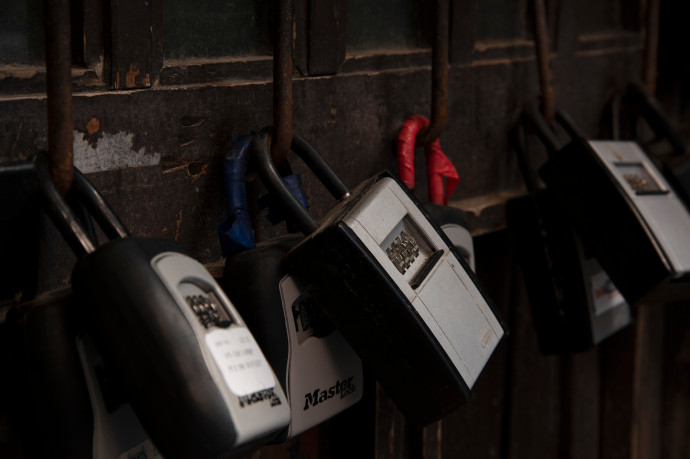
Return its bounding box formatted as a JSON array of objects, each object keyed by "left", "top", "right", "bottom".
[
  {"left": 35, "top": 152, "right": 130, "bottom": 259},
  {"left": 251, "top": 127, "right": 350, "bottom": 235},
  {"left": 521, "top": 100, "right": 586, "bottom": 156}
]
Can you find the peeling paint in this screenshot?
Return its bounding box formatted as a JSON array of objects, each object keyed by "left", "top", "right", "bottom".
[
  {"left": 73, "top": 130, "right": 161, "bottom": 173},
  {"left": 95, "top": 54, "right": 104, "bottom": 79},
  {"left": 86, "top": 117, "right": 100, "bottom": 134},
  {"left": 126, "top": 64, "right": 140, "bottom": 88}
]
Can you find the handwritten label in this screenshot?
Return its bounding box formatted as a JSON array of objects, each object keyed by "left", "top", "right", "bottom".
[{"left": 206, "top": 327, "right": 275, "bottom": 397}]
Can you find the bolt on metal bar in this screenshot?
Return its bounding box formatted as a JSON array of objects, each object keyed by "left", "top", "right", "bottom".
[
  {"left": 44, "top": 0, "right": 74, "bottom": 195},
  {"left": 271, "top": 0, "right": 294, "bottom": 165},
  {"left": 416, "top": 0, "right": 449, "bottom": 146},
  {"left": 643, "top": 0, "right": 660, "bottom": 94},
  {"left": 532, "top": 0, "right": 556, "bottom": 125}
]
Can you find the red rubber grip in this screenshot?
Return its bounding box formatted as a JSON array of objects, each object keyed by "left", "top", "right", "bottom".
[
  {"left": 426, "top": 138, "right": 459, "bottom": 205},
  {"left": 396, "top": 115, "right": 459, "bottom": 205},
  {"left": 396, "top": 115, "right": 427, "bottom": 190}
]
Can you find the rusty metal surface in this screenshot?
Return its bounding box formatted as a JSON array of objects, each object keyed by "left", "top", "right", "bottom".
[
  {"left": 532, "top": 0, "right": 556, "bottom": 124},
  {"left": 416, "top": 0, "right": 448, "bottom": 146},
  {"left": 271, "top": 0, "right": 294, "bottom": 165},
  {"left": 44, "top": 0, "right": 74, "bottom": 195},
  {"left": 643, "top": 0, "right": 660, "bottom": 94}
]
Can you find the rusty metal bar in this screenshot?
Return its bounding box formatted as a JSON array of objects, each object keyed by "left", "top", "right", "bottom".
[
  {"left": 45, "top": 0, "right": 74, "bottom": 195},
  {"left": 271, "top": 0, "right": 294, "bottom": 165},
  {"left": 417, "top": 0, "right": 449, "bottom": 146},
  {"left": 532, "top": 0, "right": 556, "bottom": 124},
  {"left": 643, "top": 0, "right": 660, "bottom": 94}
]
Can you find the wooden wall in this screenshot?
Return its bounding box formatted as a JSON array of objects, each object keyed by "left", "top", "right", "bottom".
[{"left": 1, "top": 0, "right": 689, "bottom": 457}]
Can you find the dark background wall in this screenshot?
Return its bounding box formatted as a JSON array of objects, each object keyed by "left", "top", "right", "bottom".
[{"left": 0, "top": 0, "right": 689, "bottom": 458}]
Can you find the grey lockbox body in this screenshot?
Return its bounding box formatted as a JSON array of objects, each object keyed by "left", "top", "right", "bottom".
[
  {"left": 278, "top": 274, "right": 363, "bottom": 437},
  {"left": 439, "top": 223, "right": 474, "bottom": 270},
  {"left": 576, "top": 240, "right": 632, "bottom": 343},
  {"left": 586, "top": 141, "right": 690, "bottom": 274},
  {"left": 340, "top": 178, "right": 502, "bottom": 387},
  {"left": 37, "top": 160, "right": 291, "bottom": 458},
  {"left": 509, "top": 106, "right": 632, "bottom": 354},
  {"left": 286, "top": 173, "right": 506, "bottom": 425},
  {"left": 73, "top": 242, "right": 293, "bottom": 458},
  {"left": 507, "top": 189, "right": 631, "bottom": 353},
  {"left": 223, "top": 235, "right": 364, "bottom": 440},
  {"left": 541, "top": 139, "right": 690, "bottom": 303},
  {"left": 150, "top": 251, "right": 293, "bottom": 445}
]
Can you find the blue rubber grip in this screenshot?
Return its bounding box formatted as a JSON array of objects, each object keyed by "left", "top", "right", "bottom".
[
  {"left": 261, "top": 173, "right": 310, "bottom": 225},
  {"left": 217, "top": 135, "right": 256, "bottom": 256}
]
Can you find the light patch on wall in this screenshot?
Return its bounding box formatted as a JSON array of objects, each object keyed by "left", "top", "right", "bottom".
[{"left": 73, "top": 130, "right": 161, "bottom": 173}]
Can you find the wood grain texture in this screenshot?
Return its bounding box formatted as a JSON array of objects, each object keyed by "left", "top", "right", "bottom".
[
  {"left": 110, "top": 0, "right": 163, "bottom": 89},
  {"left": 663, "top": 303, "right": 690, "bottom": 459}
]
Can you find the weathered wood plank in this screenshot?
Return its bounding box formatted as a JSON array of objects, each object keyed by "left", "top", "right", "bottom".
[
  {"left": 505, "top": 270, "right": 563, "bottom": 459},
  {"left": 375, "top": 383, "right": 413, "bottom": 459},
  {"left": 662, "top": 302, "right": 690, "bottom": 459},
  {"left": 449, "top": 0, "right": 477, "bottom": 64},
  {"left": 631, "top": 305, "right": 664, "bottom": 459},
  {"left": 0, "top": 49, "right": 644, "bottom": 296},
  {"left": 564, "top": 349, "right": 600, "bottom": 459},
  {"left": 110, "top": 0, "right": 163, "bottom": 89},
  {"left": 599, "top": 314, "right": 636, "bottom": 459},
  {"left": 308, "top": 0, "right": 347, "bottom": 75}
]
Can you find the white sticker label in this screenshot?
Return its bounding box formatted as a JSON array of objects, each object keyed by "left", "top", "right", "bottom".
[
  {"left": 591, "top": 270, "right": 625, "bottom": 316},
  {"left": 205, "top": 327, "right": 276, "bottom": 397}
]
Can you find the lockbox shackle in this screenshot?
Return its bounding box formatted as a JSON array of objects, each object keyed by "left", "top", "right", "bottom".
[
  {"left": 611, "top": 81, "right": 685, "bottom": 155},
  {"left": 521, "top": 100, "right": 586, "bottom": 153},
  {"left": 251, "top": 128, "right": 350, "bottom": 235},
  {"left": 35, "top": 153, "right": 130, "bottom": 259},
  {"left": 513, "top": 100, "right": 587, "bottom": 192},
  {"left": 396, "top": 115, "right": 460, "bottom": 205}
]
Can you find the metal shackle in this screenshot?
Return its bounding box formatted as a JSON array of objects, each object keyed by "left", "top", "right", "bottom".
[
  {"left": 35, "top": 152, "right": 130, "bottom": 258},
  {"left": 612, "top": 82, "right": 685, "bottom": 155},
  {"left": 251, "top": 127, "right": 350, "bottom": 235},
  {"left": 510, "top": 111, "right": 540, "bottom": 193},
  {"left": 521, "top": 100, "right": 586, "bottom": 156}
]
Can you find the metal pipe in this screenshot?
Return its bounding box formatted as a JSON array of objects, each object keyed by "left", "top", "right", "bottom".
[
  {"left": 417, "top": 0, "right": 449, "bottom": 146},
  {"left": 532, "top": 0, "right": 556, "bottom": 124},
  {"left": 44, "top": 0, "right": 74, "bottom": 195},
  {"left": 271, "top": 0, "right": 294, "bottom": 165},
  {"left": 643, "top": 0, "right": 660, "bottom": 94}
]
